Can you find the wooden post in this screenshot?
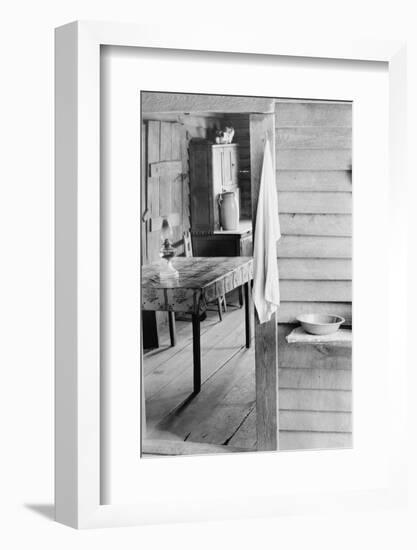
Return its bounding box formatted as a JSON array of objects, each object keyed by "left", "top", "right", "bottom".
[
  {"left": 192, "top": 313, "right": 201, "bottom": 394},
  {"left": 168, "top": 311, "right": 176, "bottom": 346},
  {"left": 250, "top": 113, "right": 279, "bottom": 451},
  {"left": 244, "top": 282, "right": 251, "bottom": 348},
  {"left": 141, "top": 363, "right": 147, "bottom": 443}
]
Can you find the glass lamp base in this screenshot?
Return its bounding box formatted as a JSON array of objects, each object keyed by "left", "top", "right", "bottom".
[{"left": 159, "top": 258, "right": 179, "bottom": 281}]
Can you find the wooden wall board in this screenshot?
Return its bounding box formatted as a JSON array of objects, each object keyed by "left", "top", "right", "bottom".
[
  {"left": 279, "top": 388, "right": 352, "bottom": 412},
  {"left": 142, "top": 91, "right": 275, "bottom": 115},
  {"left": 158, "top": 175, "right": 172, "bottom": 216},
  {"left": 279, "top": 431, "right": 352, "bottom": 450},
  {"left": 276, "top": 127, "right": 351, "bottom": 149},
  {"left": 150, "top": 160, "right": 182, "bottom": 177},
  {"left": 279, "top": 214, "right": 351, "bottom": 236},
  {"left": 160, "top": 121, "right": 172, "bottom": 161},
  {"left": 146, "top": 121, "right": 162, "bottom": 263},
  {"left": 147, "top": 176, "right": 159, "bottom": 217},
  {"left": 279, "top": 410, "right": 352, "bottom": 432},
  {"left": 180, "top": 125, "right": 190, "bottom": 232},
  {"left": 279, "top": 367, "right": 351, "bottom": 391},
  {"left": 172, "top": 178, "right": 183, "bottom": 222},
  {"left": 147, "top": 121, "right": 160, "bottom": 164},
  {"left": 278, "top": 192, "right": 352, "bottom": 214},
  {"left": 280, "top": 280, "right": 351, "bottom": 302},
  {"left": 277, "top": 236, "right": 352, "bottom": 258},
  {"left": 171, "top": 122, "right": 182, "bottom": 159},
  {"left": 278, "top": 258, "right": 352, "bottom": 280},
  {"left": 276, "top": 170, "right": 352, "bottom": 192},
  {"left": 276, "top": 149, "right": 352, "bottom": 171},
  {"left": 228, "top": 408, "right": 353, "bottom": 449},
  {"left": 275, "top": 102, "right": 352, "bottom": 127}
]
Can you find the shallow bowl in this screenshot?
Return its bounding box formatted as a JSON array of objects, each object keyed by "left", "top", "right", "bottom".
[{"left": 296, "top": 313, "right": 345, "bottom": 335}]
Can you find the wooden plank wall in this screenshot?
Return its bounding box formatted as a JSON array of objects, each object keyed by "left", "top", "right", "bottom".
[
  {"left": 143, "top": 115, "right": 223, "bottom": 263},
  {"left": 276, "top": 101, "right": 352, "bottom": 323},
  {"left": 142, "top": 115, "right": 222, "bottom": 330},
  {"left": 144, "top": 120, "right": 185, "bottom": 264},
  {"left": 275, "top": 100, "right": 352, "bottom": 450}
]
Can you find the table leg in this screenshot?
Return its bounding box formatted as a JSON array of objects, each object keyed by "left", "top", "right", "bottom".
[
  {"left": 192, "top": 313, "right": 201, "bottom": 394},
  {"left": 168, "top": 311, "right": 176, "bottom": 347},
  {"left": 142, "top": 310, "right": 159, "bottom": 350},
  {"left": 238, "top": 287, "right": 243, "bottom": 307},
  {"left": 244, "top": 282, "right": 251, "bottom": 348}
]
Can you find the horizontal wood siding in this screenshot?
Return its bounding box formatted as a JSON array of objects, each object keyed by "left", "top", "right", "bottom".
[
  {"left": 277, "top": 236, "right": 351, "bottom": 258},
  {"left": 279, "top": 388, "right": 351, "bottom": 412},
  {"left": 280, "top": 214, "right": 351, "bottom": 236},
  {"left": 280, "top": 410, "right": 351, "bottom": 432},
  {"left": 276, "top": 127, "right": 351, "bottom": 149},
  {"left": 275, "top": 99, "right": 352, "bottom": 451},
  {"left": 280, "top": 280, "right": 351, "bottom": 302},
  {"left": 277, "top": 170, "right": 352, "bottom": 192},
  {"left": 279, "top": 192, "right": 351, "bottom": 214},
  {"left": 275, "top": 102, "right": 352, "bottom": 127},
  {"left": 276, "top": 149, "right": 351, "bottom": 171},
  {"left": 280, "top": 431, "right": 352, "bottom": 450},
  {"left": 279, "top": 367, "right": 351, "bottom": 391},
  {"left": 278, "top": 259, "right": 352, "bottom": 280}
]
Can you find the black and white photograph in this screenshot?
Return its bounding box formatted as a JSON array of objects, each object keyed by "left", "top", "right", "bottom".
[
  {"left": 140, "top": 91, "right": 352, "bottom": 457},
  {"left": 2, "top": 0, "right": 413, "bottom": 540}
]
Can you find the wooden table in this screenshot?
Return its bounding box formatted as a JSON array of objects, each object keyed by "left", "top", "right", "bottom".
[{"left": 142, "top": 256, "right": 253, "bottom": 394}]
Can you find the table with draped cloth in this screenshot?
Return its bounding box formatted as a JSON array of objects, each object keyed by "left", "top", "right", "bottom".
[{"left": 142, "top": 256, "right": 253, "bottom": 394}]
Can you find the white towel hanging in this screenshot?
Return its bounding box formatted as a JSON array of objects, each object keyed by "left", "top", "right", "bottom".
[{"left": 252, "top": 139, "right": 281, "bottom": 324}]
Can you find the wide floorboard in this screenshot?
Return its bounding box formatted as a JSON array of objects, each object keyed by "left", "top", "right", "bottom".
[{"left": 143, "top": 304, "right": 257, "bottom": 453}]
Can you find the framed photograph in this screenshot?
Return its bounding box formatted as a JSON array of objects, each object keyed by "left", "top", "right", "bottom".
[{"left": 55, "top": 21, "right": 407, "bottom": 528}]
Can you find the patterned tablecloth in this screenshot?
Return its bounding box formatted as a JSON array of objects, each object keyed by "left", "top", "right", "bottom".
[{"left": 142, "top": 257, "right": 254, "bottom": 315}]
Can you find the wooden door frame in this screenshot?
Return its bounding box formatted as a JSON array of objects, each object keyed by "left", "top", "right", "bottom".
[{"left": 250, "top": 113, "right": 279, "bottom": 451}]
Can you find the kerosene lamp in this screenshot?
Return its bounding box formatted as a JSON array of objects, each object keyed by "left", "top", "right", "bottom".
[{"left": 159, "top": 216, "right": 179, "bottom": 280}]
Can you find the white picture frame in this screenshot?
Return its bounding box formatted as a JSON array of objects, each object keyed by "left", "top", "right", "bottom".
[{"left": 55, "top": 21, "right": 407, "bottom": 529}]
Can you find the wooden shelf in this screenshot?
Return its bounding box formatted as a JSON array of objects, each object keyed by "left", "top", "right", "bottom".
[
  {"left": 286, "top": 326, "right": 352, "bottom": 346},
  {"left": 213, "top": 219, "right": 252, "bottom": 235}
]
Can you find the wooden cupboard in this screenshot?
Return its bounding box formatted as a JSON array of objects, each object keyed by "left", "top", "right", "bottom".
[
  {"left": 191, "top": 223, "right": 253, "bottom": 257},
  {"left": 189, "top": 139, "right": 240, "bottom": 232}
]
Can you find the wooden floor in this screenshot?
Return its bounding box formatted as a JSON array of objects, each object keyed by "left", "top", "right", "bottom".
[
  {"left": 142, "top": 300, "right": 352, "bottom": 456},
  {"left": 143, "top": 301, "right": 257, "bottom": 453}
]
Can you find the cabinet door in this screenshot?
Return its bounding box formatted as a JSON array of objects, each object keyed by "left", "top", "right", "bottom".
[
  {"left": 230, "top": 146, "right": 239, "bottom": 188},
  {"left": 221, "top": 146, "right": 239, "bottom": 190},
  {"left": 212, "top": 147, "right": 223, "bottom": 193},
  {"left": 189, "top": 145, "right": 213, "bottom": 231},
  {"left": 240, "top": 233, "right": 253, "bottom": 256},
  {"left": 222, "top": 147, "right": 233, "bottom": 188}
]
